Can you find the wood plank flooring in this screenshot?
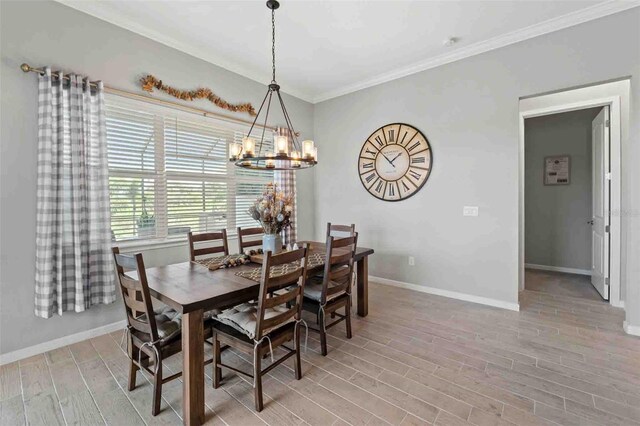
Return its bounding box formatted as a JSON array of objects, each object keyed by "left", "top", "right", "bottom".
[{"left": 2, "top": 282, "right": 639, "bottom": 425}]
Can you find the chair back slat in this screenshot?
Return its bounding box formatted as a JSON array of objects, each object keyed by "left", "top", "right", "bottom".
[
  {"left": 259, "top": 305, "right": 298, "bottom": 331},
  {"left": 263, "top": 288, "right": 300, "bottom": 309},
  {"left": 319, "top": 233, "right": 358, "bottom": 305},
  {"left": 237, "top": 227, "right": 264, "bottom": 252},
  {"left": 266, "top": 270, "right": 306, "bottom": 290},
  {"left": 328, "top": 266, "right": 351, "bottom": 282},
  {"left": 326, "top": 223, "right": 356, "bottom": 238},
  {"left": 188, "top": 230, "right": 229, "bottom": 261},
  {"left": 329, "top": 251, "right": 352, "bottom": 265},
  {"left": 112, "top": 247, "right": 159, "bottom": 341},
  {"left": 254, "top": 246, "right": 309, "bottom": 340}
]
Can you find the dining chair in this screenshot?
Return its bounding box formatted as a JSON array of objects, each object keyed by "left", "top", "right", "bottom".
[
  {"left": 211, "top": 246, "right": 310, "bottom": 412},
  {"left": 188, "top": 230, "right": 229, "bottom": 261},
  {"left": 326, "top": 222, "right": 356, "bottom": 238},
  {"left": 237, "top": 226, "right": 264, "bottom": 253},
  {"left": 112, "top": 247, "right": 213, "bottom": 416},
  {"left": 302, "top": 233, "right": 358, "bottom": 356}
]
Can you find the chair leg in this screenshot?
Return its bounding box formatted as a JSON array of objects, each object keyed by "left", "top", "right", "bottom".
[
  {"left": 319, "top": 308, "right": 328, "bottom": 356},
  {"left": 294, "top": 326, "right": 302, "bottom": 380},
  {"left": 253, "top": 348, "right": 264, "bottom": 412},
  {"left": 152, "top": 352, "right": 163, "bottom": 416},
  {"left": 213, "top": 333, "right": 222, "bottom": 389},
  {"left": 127, "top": 341, "right": 139, "bottom": 391},
  {"left": 345, "top": 297, "right": 353, "bottom": 339}
]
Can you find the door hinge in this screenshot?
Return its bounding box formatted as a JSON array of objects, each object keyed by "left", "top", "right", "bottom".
[
  {"left": 605, "top": 172, "right": 612, "bottom": 180},
  {"left": 605, "top": 119, "right": 610, "bottom": 127},
  {"left": 605, "top": 277, "right": 610, "bottom": 285},
  {"left": 605, "top": 225, "right": 610, "bottom": 233}
]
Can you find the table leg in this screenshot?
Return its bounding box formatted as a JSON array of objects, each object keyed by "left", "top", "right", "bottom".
[
  {"left": 356, "top": 257, "right": 368, "bottom": 317},
  {"left": 182, "top": 309, "right": 205, "bottom": 426}
]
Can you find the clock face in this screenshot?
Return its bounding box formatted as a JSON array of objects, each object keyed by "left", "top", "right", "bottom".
[{"left": 358, "top": 123, "right": 432, "bottom": 201}]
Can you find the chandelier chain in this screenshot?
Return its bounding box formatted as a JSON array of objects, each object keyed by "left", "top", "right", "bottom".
[{"left": 272, "top": 8, "right": 276, "bottom": 83}]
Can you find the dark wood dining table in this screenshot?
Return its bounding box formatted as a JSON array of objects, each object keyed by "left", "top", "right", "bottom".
[{"left": 139, "top": 242, "right": 374, "bottom": 426}]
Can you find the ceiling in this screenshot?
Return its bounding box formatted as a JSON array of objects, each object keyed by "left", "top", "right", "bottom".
[{"left": 57, "top": 0, "right": 636, "bottom": 103}]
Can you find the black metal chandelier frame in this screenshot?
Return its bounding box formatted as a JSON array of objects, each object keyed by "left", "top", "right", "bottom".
[{"left": 231, "top": 0, "right": 316, "bottom": 171}]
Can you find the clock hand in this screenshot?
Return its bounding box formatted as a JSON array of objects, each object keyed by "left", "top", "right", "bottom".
[
  {"left": 389, "top": 153, "right": 403, "bottom": 164},
  {"left": 380, "top": 152, "right": 396, "bottom": 168}
]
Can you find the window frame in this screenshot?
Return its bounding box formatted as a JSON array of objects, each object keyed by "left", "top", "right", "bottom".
[{"left": 105, "top": 94, "right": 274, "bottom": 248}]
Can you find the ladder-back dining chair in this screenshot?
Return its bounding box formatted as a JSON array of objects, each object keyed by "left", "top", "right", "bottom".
[
  {"left": 112, "top": 247, "right": 212, "bottom": 416},
  {"left": 188, "top": 230, "right": 229, "bottom": 261},
  {"left": 326, "top": 222, "right": 356, "bottom": 238},
  {"left": 237, "top": 226, "right": 264, "bottom": 253},
  {"left": 211, "top": 246, "right": 310, "bottom": 411},
  {"left": 302, "top": 233, "right": 358, "bottom": 355}
]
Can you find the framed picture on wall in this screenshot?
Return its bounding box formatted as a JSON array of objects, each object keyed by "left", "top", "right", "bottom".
[{"left": 544, "top": 155, "right": 570, "bottom": 185}]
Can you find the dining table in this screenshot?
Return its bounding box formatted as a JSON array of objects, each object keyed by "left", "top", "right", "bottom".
[{"left": 139, "top": 241, "right": 374, "bottom": 426}]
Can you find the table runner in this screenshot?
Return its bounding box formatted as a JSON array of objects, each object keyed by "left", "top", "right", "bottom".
[
  {"left": 235, "top": 252, "right": 325, "bottom": 282},
  {"left": 193, "top": 254, "right": 250, "bottom": 270}
]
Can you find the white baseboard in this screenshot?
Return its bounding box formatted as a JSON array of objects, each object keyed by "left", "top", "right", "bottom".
[
  {"left": 370, "top": 276, "right": 520, "bottom": 312},
  {"left": 611, "top": 300, "right": 625, "bottom": 309},
  {"left": 525, "top": 263, "right": 592, "bottom": 276},
  {"left": 623, "top": 321, "right": 640, "bottom": 337},
  {"left": 0, "top": 320, "right": 126, "bottom": 366}
]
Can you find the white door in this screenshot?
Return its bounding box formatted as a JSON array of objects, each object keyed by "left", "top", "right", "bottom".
[{"left": 591, "top": 106, "right": 610, "bottom": 300}]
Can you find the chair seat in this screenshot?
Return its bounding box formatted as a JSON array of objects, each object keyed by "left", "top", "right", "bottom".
[
  {"left": 303, "top": 276, "right": 346, "bottom": 302},
  {"left": 212, "top": 302, "right": 294, "bottom": 339},
  {"left": 135, "top": 306, "right": 182, "bottom": 344}
]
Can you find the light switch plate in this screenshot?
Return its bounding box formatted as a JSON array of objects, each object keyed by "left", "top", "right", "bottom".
[{"left": 463, "top": 206, "right": 479, "bottom": 217}]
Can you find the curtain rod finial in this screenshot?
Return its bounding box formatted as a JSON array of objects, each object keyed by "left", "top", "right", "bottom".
[{"left": 20, "top": 63, "right": 31, "bottom": 73}]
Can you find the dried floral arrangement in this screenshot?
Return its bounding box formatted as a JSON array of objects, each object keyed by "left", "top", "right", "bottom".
[
  {"left": 140, "top": 75, "right": 256, "bottom": 116},
  {"left": 248, "top": 183, "right": 293, "bottom": 235}
]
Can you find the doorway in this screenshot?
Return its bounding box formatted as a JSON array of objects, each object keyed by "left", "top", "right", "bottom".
[
  {"left": 524, "top": 106, "right": 607, "bottom": 301},
  {"left": 518, "top": 79, "right": 629, "bottom": 308}
]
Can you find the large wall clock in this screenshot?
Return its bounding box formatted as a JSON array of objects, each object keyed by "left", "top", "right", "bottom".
[{"left": 358, "top": 123, "right": 433, "bottom": 201}]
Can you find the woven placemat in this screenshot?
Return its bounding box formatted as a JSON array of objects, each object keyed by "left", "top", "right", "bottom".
[
  {"left": 235, "top": 252, "right": 325, "bottom": 282},
  {"left": 193, "top": 254, "right": 250, "bottom": 271}
]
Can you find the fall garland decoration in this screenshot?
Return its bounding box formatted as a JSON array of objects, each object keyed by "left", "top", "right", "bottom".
[{"left": 140, "top": 75, "right": 256, "bottom": 116}]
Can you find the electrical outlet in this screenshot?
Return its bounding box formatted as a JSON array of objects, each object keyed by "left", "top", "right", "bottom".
[
  {"left": 408, "top": 256, "right": 415, "bottom": 266},
  {"left": 463, "top": 206, "right": 479, "bottom": 217}
]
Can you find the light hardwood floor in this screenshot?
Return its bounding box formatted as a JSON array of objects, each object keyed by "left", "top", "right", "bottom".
[
  {"left": 525, "top": 269, "right": 604, "bottom": 302},
  {"left": 2, "top": 282, "right": 639, "bottom": 426}
]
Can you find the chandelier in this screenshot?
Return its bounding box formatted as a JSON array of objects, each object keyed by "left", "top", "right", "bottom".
[{"left": 230, "top": 0, "right": 317, "bottom": 170}]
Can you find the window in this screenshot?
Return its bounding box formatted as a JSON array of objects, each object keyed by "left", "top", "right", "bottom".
[{"left": 106, "top": 95, "right": 273, "bottom": 242}]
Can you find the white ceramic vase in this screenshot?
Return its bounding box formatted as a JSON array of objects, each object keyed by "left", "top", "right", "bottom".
[{"left": 262, "top": 234, "right": 283, "bottom": 253}]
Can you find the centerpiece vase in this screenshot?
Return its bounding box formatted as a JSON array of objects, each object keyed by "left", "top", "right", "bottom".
[{"left": 262, "top": 234, "right": 283, "bottom": 254}]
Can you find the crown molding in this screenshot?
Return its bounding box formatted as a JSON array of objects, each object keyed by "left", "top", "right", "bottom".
[
  {"left": 312, "top": 0, "right": 640, "bottom": 103},
  {"left": 53, "top": 0, "right": 316, "bottom": 103},
  {"left": 55, "top": 0, "right": 639, "bottom": 105}
]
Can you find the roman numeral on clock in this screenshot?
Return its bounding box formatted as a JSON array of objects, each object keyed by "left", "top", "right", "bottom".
[
  {"left": 408, "top": 140, "right": 421, "bottom": 153},
  {"left": 365, "top": 148, "right": 376, "bottom": 156},
  {"left": 362, "top": 162, "right": 374, "bottom": 169},
  {"left": 401, "top": 179, "right": 411, "bottom": 191},
  {"left": 409, "top": 169, "right": 421, "bottom": 180},
  {"left": 374, "top": 136, "right": 384, "bottom": 147},
  {"left": 411, "top": 156, "right": 425, "bottom": 164},
  {"left": 388, "top": 129, "right": 395, "bottom": 142},
  {"left": 375, "top": 180, "right": 384, "bottom": 193},
  {"left": 365, "top": 172, "right": 376, "bottom": 183},
  {"left": 388, "top": 184, "right": 395, "bottom": 197}
]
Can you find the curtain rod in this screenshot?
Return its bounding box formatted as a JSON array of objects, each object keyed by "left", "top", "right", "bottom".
[{"left": 20, "top": 63, "right": 278, "bottom": 132}]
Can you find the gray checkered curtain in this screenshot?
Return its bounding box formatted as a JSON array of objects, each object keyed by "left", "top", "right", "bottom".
[
  {"left": 274, "top": 128, "right": 297, "bottom": 245},
  {"left": 35, "top": 67, "right": 115, "bottom": 318}
]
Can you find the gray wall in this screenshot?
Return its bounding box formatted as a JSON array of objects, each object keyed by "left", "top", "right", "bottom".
[
  {"left": 525, "top": 108, "right": 600, "bottom": 271},
  {"left": 0, "top": 1, "right": 315, "bottom": 354},
  {"left": 313, "top": 8, "right": 639, "bottom": 321}
]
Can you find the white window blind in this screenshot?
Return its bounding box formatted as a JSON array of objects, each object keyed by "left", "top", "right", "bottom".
[{"left": 106, "top": 95, "right": 273, "bottom": 242}]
